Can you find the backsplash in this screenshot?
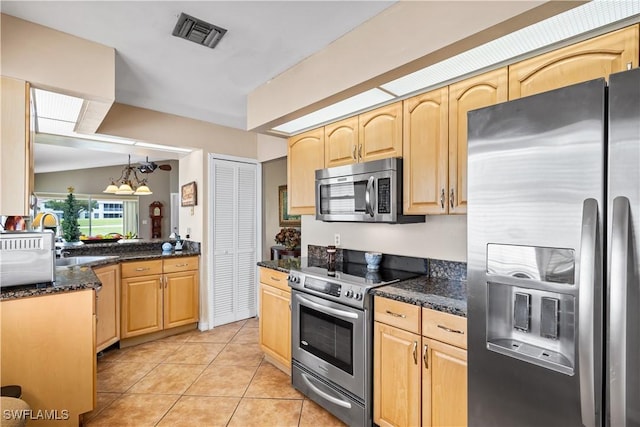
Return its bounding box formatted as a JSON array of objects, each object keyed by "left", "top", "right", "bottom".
[
  {"left": 308, "top": 245, "right": 466, "bottom": 281},
  {"left": 60, "top": 239, "right": 200, "bottom": 256}
]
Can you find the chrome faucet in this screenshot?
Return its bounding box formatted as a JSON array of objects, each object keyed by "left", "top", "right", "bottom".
[{"left": 38, "top": 212, "right": 59, "bottom": 235}]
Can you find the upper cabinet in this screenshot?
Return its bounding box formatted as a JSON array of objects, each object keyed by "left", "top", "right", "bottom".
[
  {"left": 1, "top": 77, "right": 34, "bottom": 216},
  {"left": 449, "top": 68, "right": 508, "bottom": 215},
  {"left": 358, "top": 102, "right": 403, "bottom": 163},
  {"left": 403, "top": 87, "right": 449, "bottom": 215},
  {"left": 325, "top": 116, "right": 359, "bottom": 168},
  {"left": 509, "top": 25, "right": 639, "bottom": 99},
  {"left": 288, "top": 127, "right": 325, "bottom": 215}
]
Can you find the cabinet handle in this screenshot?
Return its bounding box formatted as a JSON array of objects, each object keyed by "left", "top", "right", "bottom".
[
  {"left": 270, "top": 276, "right": 281, "bottom": 282},
  {"left": 423, "top": 344, "right": 429, "bottom": 369},
  {"left": 413, "top": 341, "right": 418, "bottom": 365},
  {"left": 449, "top": 188, "right": 455, "bottom": 209},
  {"left": 358, "top": 144, "right": 362, "bottom": 161},
  {"left": 136, "top": 267, "right": 150, "bottom": 272},
  {"left": 159, "top": 277, "right": 162, "bottom": 289},
  {"left": 352, "top": 145, "right": 357, "bottom": 160},
  {"left": 437, "top": 324, "right": 465, "bottom": 335},
  {"left": 440, "top": 188, "right": 445, "bottom": 209},
  {"left": 385, "top": 310, "right": 406, "bottom": 318},
  {"left": 174, "top": 263, "right": 187, "bottom": 268},
  {"left": 164, "top": 276, "right": 168, "bottom": 288}
]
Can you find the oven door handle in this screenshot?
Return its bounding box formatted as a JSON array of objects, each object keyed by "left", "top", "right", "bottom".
[
  {"left": 296, "top": 294, "right": 358, "bottom": 319},
  {"left": 300, "top": 372, "right": 352, "bottom": 409}
]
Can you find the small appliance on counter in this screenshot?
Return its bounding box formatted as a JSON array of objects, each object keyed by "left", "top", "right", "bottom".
[{"left": 0, "top": 230, "right": 55, "bottom": 288}]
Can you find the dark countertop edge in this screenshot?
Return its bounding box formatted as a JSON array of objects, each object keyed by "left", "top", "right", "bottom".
[
  {"left": 257, "top": 259, "right": 467, "bottom": 317},
  {"left": 1, "top": 250, "right": 201, "bottom": 301}
]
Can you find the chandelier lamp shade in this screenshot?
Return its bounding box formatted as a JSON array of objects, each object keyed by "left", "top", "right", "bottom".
[{"left": 103, "top": 155, "right": 153, "bottom": 196}]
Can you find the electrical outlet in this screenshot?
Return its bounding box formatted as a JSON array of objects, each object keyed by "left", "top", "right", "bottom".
[{"left": 334, "top": 233, "right": 341, "bottom": 246}]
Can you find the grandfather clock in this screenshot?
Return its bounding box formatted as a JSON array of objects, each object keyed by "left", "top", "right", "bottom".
[{"left": 149, "top": 201, "right": 163, "bottom": 239}]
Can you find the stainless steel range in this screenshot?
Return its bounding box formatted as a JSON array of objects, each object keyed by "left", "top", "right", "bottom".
[{"left": 288, "top": 261, "right": 418, "bottom": 426}]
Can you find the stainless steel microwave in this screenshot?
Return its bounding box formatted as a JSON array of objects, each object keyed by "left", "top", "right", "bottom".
[{"left": 315, "top": 158, "right": 425, "bottom": 223}]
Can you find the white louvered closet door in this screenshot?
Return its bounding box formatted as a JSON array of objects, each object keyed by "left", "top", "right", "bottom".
[{"left": 211, "top": 159, "right": 257, "bottom": 327}]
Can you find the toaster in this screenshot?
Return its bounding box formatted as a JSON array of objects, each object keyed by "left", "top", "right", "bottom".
[{"left": 0, "top": 231, "right": 55, "bottom": 287}]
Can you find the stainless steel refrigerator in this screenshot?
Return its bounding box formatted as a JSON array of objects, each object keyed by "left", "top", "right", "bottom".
[{"left": 467, "top": 67, "right": 639, "bottom": 427}]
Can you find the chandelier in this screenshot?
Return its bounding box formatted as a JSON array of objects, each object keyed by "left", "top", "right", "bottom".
[{"left": 103, "top": 155, "right": 153, "bottom": 195}]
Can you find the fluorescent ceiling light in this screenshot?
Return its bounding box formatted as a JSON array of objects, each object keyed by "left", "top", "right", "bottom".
[
  {"left": 381, "top": 0, "right": 640, "bottom": 96},
  {"left": 272, "top": 88, "right": 394, "bottom": 134},
  {"left": 33, "top": 89, "right": 193, "bottom": 153},
  {"left": 273, "top": 0, "right": 640, "bottom": 135},
  {"left": 135, "top": 142, "right": 193, "bottom": 153}
]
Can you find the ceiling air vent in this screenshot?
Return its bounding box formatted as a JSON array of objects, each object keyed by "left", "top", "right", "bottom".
[{"left": 172, "top": 12, "right": 227, "bottom": 49}]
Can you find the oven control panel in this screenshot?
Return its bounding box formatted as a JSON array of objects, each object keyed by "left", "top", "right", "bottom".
[{"left": 303, "top": 276, "right": 341, "bottom": 297}]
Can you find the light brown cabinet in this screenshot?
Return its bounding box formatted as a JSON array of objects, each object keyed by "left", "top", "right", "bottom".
[
  {"left": 358, "top": 102, "right": 403, "bottom": 162},
  {"left": 403, "top": 87, "right": 449, "bottom": 214},
  {"left": 325, "top": 116, "right": 359, "bottom": 167},
  {"left": 1, "top": 290, "right": 96, "bottom": 426},
  {"left": 509, "top": 25, "right": 639, "bottom": 100},
  {"left": 94, "top": 263, "right": 121, "bottom": 352},
  {"left": 448, "top": 67, "right": 508, "bottom": 214},
  {"left": 373, "top": 297, "right": 468, "bottom": 427},
  {"left": 421, "top": 308, "right": 468, "bottom": 427},
  {"left": 258, "top": 267, "right": 291, "bottom": 372},
  {"left": 287, "top": 127, "right": 325, "bottom": 215},
  {"left": 0, "top": 76, "right": 34, "bottom": 216},
  {"left": 121, "top": 257, "right": 199, "bottom": 339}
]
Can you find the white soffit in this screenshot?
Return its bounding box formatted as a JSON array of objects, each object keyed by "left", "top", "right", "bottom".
[{"left": 273, "top": 0, "right": 640, "bottom": 135}]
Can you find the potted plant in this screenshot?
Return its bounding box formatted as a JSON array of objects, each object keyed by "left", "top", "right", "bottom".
[
  {"left": 274, "top": 227, "right": 301, "bottom": 250},
  {"left": 61, "top": 187, "right": 81, "bottom": 242}
]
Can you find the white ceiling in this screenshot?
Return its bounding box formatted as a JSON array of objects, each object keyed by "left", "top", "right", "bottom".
[{"left": 2, "top": 0, "right": 395, "bottom": 172}]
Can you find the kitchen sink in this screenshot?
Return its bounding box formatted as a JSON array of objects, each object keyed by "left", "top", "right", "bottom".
[{"left": 55, "top": 255, "right": 118, "bottom": 267}]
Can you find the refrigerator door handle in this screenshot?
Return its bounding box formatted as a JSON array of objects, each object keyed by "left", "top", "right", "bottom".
[
  {"left": 609, "top": 196, "right": 630, "bottom": 427},
  {"left": 578, "top": 198, "right": 598, "bottom": 427}
]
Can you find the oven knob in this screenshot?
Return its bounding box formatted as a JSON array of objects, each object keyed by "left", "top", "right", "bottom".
[
  {"left": 354, "top": 292, "right": 363, "bottom": 301},
  {"left": 345, "top": 289, "right": 353, "bottom": 298}
]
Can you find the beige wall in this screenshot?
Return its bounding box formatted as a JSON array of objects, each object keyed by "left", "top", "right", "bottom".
[
  {"left": 1, "top": 14, "right": 114, "bottom": 102},
  {"left": 257, "top": 134, "right": 287, "bottom": 162},
  {"left": 247, "top": 1, "right": 578, "bottom": 131},
  {"left": 34, "top": 160, "right": 179, "bottom": 239},
  {"left": 301, "top": 215, "right": 467, "bottom": 262},
  {"left": 261, "top": 157, "right": 288, "bottom": 260}
]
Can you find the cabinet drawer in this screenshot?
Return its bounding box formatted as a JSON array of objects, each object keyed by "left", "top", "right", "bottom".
[
  {"left": 422, "top": 308, "right": 467, "bottom": 349},
  {"left": 259, "top": 268, "right": 290, "bottom": 293},
  {"left": 163, "top": 256, "right": 199, "bottom": 273},
  {"left": 121, "top": 260, "right": 163, "bottom": 278},
  {"left": 374, "top": 296, "right": 421, "bottom": 334}
]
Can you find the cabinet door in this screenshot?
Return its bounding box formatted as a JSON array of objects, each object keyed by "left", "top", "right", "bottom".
[
  {"left": 94, "top": 264, "right": 120, "bottom": 352},
  {"left": 325, "top": 116, "right": 359, "bottom": 167},
  {"left": 259, "top": 283, "right": 291, "bottom": 370},
  {"left": 164, "top": 271, "right": 199, "bottom": 329},
  {"left": 359, "top": 102, "right": 403, "bottom": 162},
  {"left": 449, "top": 68, "right": 507, "bottom": 214},
  {"left": 509, "top": 25, "right": 639, "bottom": 99},
  {"left": 121, "top": 275, "right": 163, "bottom": 338},
  {"left": 403, "top": 87, "right": 449, "bottom": 215},
  {"left": 287, "top": 127, "right": 325, "bottom": 215},
  {"left": 0, "top": 77, "right": 32, "bottom": 216},
  {"left": 374, "top": 321, "right": 421, "bottom": 427},
  {"left": 422, "top": 338, "right": 467, "bottom": 427}
]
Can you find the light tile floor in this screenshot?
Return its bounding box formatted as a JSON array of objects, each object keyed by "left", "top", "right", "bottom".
[{"left": 85, "top": 318, "right": 346, "bottom": 426}]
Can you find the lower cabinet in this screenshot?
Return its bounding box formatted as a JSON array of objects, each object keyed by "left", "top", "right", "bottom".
[
  {"left": 373, "top": 296, "right": 468, "bottom": 427},
  {"left": 1, "top": 290, "right": 96, "bottom": 426},
  {"left": 258, "top": 267, "right": 291, "bottom": 372},
  {"left": 94, "top": 263, "right": 121, "bottom": 352},
  {"left": 121, "top": 257, "right": 199, "bottom": 339}
]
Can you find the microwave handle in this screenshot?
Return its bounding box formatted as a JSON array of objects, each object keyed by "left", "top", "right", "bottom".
[{"left": 365, "top": 176, "right": 375, "bottom": 217}]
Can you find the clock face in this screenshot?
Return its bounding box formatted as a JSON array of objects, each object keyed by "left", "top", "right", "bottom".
[{"left": 153, "top": 207, "right": 161, "bottom": 216}]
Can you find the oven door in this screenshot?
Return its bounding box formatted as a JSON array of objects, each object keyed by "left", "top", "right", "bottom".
[{"left": 291, "top": 290, "right": 365, "bottom": 399}]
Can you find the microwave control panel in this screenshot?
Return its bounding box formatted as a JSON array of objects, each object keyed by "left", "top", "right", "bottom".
[{"left": 378, "top": 177, "right": 391, "bottom": 213}]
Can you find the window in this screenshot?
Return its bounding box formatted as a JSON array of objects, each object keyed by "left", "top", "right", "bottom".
[{"left": 35, "top": 193, "right": 138, "bottom": 238}]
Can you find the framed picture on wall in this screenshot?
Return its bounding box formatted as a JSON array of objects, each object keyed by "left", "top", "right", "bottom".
[
  {"left": 279, "top": 185, "right": 301, "bottom": 227},
  {"left": 181, "top": 181, "right": 197, "bottom": 207}
]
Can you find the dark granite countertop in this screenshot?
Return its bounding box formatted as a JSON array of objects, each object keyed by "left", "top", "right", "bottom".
[
  {"left": 258, "top": 257, "right": 466, "bottom": 317},
  {"left": 372, "top": 277, "right": 467, "bottom": 317},
  {"left": 1, "top": 248, "right": 201, "bottom": 301}
]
